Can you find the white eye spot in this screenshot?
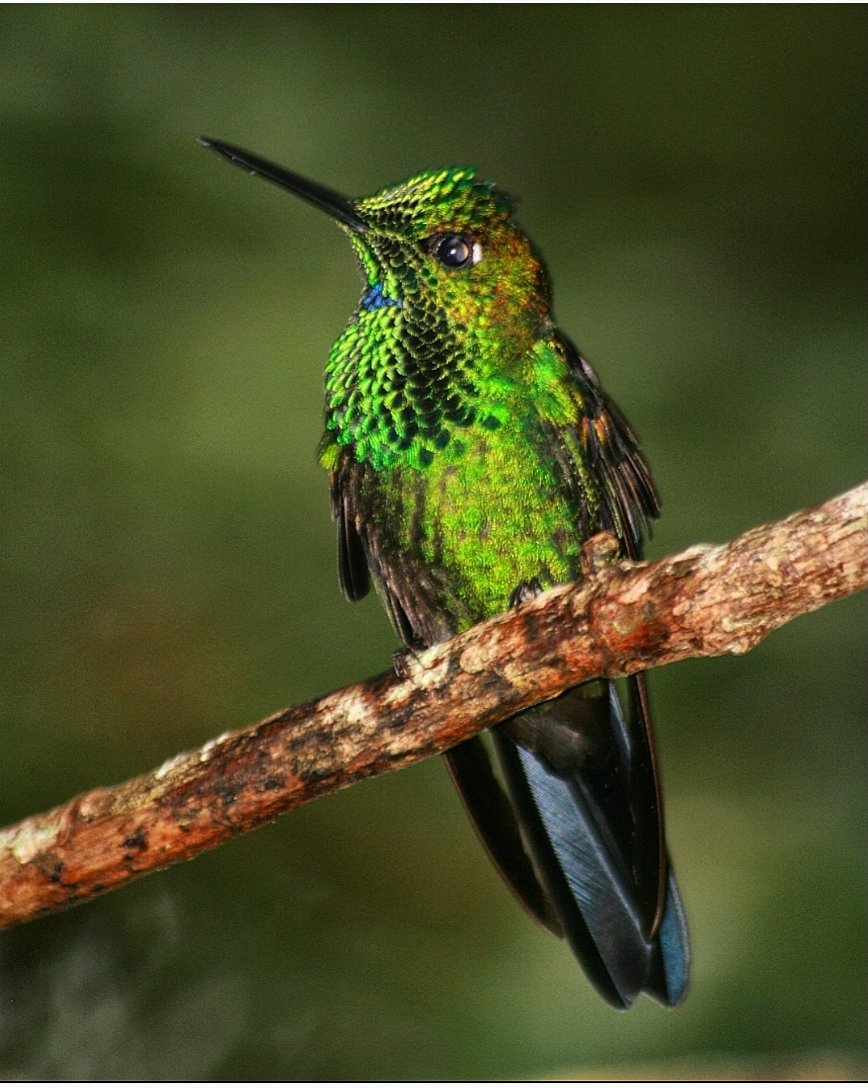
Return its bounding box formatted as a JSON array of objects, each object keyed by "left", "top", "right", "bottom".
[{"left": 471, "top": 242, "right": 483, "bottom": 265}]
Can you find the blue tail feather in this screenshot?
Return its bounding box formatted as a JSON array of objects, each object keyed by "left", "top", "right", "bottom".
[{"left": 493, "top": 732, "right": 688, "bottom": 1007}]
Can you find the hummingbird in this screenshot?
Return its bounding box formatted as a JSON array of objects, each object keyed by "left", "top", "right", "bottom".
[{"left": 200, "top": 137, "right": 689, "bottom": 1008}]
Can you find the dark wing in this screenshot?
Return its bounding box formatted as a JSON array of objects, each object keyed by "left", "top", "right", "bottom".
[
  {"left": 328, "top": 454, "right": 451, "bottom": 646},
  {"left": 559, "top": 333, "right": 660, "bottom": 562},
  {"left": 330, "top": 461, "right": 419, "bottom": 646},
  {"left": 331, "top": 473, "right": 370, "bottom": 603}
]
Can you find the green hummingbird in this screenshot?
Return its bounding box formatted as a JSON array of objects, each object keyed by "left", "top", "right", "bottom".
[{"left": 201, "top": 137, "right": 689, "bottom": 1008}]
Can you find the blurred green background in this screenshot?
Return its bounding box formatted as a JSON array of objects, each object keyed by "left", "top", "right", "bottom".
[{"left": 1, "top": 5, "right": 865, "bottom": 1079}]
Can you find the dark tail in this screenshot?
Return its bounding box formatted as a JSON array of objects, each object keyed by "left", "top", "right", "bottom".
[{"left": 445, "top": 676, "right": 689, "bottom": 1008}]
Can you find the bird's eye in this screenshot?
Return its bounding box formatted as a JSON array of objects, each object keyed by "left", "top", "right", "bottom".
[{"left": 430, "top": 233, "right": 481, "bottom": 269}]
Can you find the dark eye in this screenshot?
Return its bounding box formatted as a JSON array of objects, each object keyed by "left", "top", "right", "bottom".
[{"left": 430, "top": 232, "right": 480, "bottom": 269}]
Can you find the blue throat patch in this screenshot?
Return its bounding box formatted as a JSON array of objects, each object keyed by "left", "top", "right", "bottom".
[{"left": 361, "top": 282, "right": 402, "bottom": 311}]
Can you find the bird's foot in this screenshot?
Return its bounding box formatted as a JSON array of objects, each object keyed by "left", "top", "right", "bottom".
[
  {"left": 392, "top": 646, "right": 423, "bottom": 680},
  {"left": 508, "top": 577, "right": 544, "bottom": 610}
]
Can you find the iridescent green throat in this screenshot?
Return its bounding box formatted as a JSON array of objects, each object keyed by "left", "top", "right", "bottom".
[{"left": 319, "top": 167, "right": 552, "bottom": 472}]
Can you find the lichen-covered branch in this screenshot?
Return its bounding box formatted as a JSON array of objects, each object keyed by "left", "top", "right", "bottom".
[{"left": 1, "top": 482, "right": 865, "bottom": 929}]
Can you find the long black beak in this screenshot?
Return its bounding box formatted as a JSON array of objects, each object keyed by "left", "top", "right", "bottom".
[{"left": 198, "top": 137, "right": 367, "bottom": 234}]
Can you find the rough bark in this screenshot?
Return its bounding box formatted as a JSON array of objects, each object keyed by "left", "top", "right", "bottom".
[{"left": 0, "top": 482, "right": 865, "bottom": 929}]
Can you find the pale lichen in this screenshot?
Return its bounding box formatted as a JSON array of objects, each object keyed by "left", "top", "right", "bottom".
[{"left": 0, "top": 816, "right": 63, "bottom": 865}]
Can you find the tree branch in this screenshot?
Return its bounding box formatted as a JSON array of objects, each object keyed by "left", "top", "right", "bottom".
[{"left": 1, "top": 482, "right": 865, "bottom": 929}]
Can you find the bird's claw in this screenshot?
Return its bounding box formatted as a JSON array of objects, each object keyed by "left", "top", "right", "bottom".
[
  {"left": 508, "top": 577, "right": 544, "bottom": 610},
  {"left": 393, "top": 646, "right": 422, "bottom": 680}
]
